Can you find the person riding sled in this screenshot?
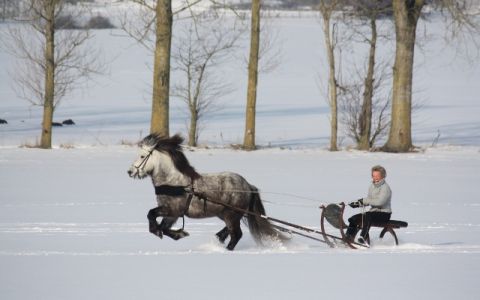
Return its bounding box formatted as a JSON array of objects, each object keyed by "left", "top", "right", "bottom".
[{"left": 346, "top": 165, "right": 392, "bottom": 247}]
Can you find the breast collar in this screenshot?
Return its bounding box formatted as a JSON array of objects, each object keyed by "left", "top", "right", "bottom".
[{"left": 154, "top": 185, "right": 188, "bottom": 196}]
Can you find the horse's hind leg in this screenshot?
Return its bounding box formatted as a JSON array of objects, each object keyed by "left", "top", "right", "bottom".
[
  {"left": 225, "top": 213, "right": 243, "bottom": 251},
  {"left": 216, "top": 226, "right": 229, "bottom": 244}
]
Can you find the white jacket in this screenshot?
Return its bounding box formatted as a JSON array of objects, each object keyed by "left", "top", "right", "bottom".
[{"left": 363, "top": 179, "right": 392, "bottom": 213}]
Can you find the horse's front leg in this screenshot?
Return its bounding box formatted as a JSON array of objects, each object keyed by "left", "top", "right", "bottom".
[
  {"left": 159, "top": 217, "right": 189, "bottom": 241},
  {"left": 147, "top": 207, "right": 164, "bottom": 238}
]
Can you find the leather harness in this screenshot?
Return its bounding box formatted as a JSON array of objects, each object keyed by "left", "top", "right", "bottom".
[{"left": 154, "top": 183, "right": 207, "bottom": 217}]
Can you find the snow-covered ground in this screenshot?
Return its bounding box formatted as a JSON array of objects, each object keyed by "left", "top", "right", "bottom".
[
  {"left": 1, "top": 8, "right": 480, "bottom": 300},
  {"left": 1, "top": 146, "right": 479, "bottom": 299}
]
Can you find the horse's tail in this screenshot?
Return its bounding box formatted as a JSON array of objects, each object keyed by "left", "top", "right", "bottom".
[{"left": 247, "top": 185, "right": 287, "bottom": 245}]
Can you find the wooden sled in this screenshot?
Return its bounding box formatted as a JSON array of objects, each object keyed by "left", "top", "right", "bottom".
[{"left": 320, "top": 203, "right": 408, "bottom": 249}]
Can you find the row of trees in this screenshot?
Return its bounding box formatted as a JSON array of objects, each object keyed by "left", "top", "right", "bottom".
[
  {"left": 320, "top": 0, "right": 478, "bottom": 152},
  {"left": 2, "top": 1, "right": 479, "bottom": 151}
]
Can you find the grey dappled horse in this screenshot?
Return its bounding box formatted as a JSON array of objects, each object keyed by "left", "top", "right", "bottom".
[{"left": 127, "top": 134, "right": 282, "bottom": 250}]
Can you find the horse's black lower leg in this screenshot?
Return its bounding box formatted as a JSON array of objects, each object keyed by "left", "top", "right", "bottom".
[
  {"left": 160, "top": 217, "right": 189, "bottom": 241},
  {"left": 147, "top": 207, "right": 163, "bottom": 239},
  {"left": 216, "top": 226, "right": 229, "bottom": 244},
  {"left": 225, "top": 216, "right": 243, "bottom": 251},
  {"left": 227, "top": 225, "right": 242, "bottom": 251},
  {"left": 147, "top": 207, "right": 189, "bottom": 241}
]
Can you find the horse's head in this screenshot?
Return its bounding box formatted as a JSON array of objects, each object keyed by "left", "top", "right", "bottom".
[
  {"left": 127, "top": 134, "right": 201, "bottom": 182},
  {"left": 127, "top": 141, "right": 157, "bottom": 180}
]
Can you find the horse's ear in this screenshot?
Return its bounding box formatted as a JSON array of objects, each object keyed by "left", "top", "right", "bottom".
[
  {"left": 152, "top": 133, "right": 185, "bottom": 152},
  {"left": 139, "top": 133, "right": 160, "bottom": 148}
]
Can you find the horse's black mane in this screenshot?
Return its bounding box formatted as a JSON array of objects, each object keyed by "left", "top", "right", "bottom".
[{"left": 140, "top": 133, "right": 201, "bottom": 181}]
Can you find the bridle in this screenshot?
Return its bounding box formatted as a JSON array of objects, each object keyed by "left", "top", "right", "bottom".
[{"left": 134, "top": 147, "right": 155, "bottom": 172}]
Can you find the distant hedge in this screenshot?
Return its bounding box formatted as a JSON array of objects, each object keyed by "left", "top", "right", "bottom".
[
  {"left": 55, "top": 14, "right": 116, "bottom": 30},
  {"left": 55, "top": 15, "right": 82, "bottom": 30},
  {"left": 86, "top": 15, "right": 115, "bottom": 29}
]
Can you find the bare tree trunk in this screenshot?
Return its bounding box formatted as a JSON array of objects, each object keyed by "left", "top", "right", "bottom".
[
  {"left": 188, "top": 107, "right": 197, "bottom": 147},
  {"left": 243, "top": 0, "right": 260, "bottom": 151},
  {"left": 358, "top": 17, "right": 377, "bottom": 150},
  {"left": 150, "top": 0, "right": 172, "bottom": 137},
  {"left": 2, "top": 0, "right": 6, "bottom": 21},
  {"left": 383, "top": 0, "right": 424, "bottom": 152},
  {"left": 40, "top": 1, "right": 55, "bottom": 149},
  {"left": 323, "top": 16, "right": 338, "bottom": 151}
]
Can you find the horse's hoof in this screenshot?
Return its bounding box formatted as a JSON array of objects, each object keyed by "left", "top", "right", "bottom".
[
  {"left": 169, "top": 229, "right": 189, "bottom": 240},
  {"left": 226, "top": 241, "right": 238, "bottom": 251},
  {"left": 216, "top": 233, "right": 228, "bottom": 244},
  {"left": 216, "top": 230, "right": 229, "bottom": 243},
  {"left": 150, "top": 229, "right": 163, "bottom": 239},
  {"left": 216, "top": 235, "right": 225, "bottom": 244}
]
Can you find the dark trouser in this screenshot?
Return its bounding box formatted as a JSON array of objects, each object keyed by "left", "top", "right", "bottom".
[{"left": 346, "top": 212, "right": 391, "bottom": 239}]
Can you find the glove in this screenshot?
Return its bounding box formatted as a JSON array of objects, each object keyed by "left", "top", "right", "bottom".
[
  {"left": 348, "top": 201, "right": 359, "bottom": 208},
  {"left": 348, "top": 198, "right": 363, "bottom": 208}
]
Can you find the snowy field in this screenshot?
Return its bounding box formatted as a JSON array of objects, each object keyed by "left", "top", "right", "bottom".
[
  {"left": 1, "top": 146, "right": 480, "bottom": 299},
  {"left": 1, "top": 7, "right": 480, "bottom": 300}
]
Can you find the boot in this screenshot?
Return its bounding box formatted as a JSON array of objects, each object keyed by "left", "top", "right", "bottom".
[{"left": 356, "top": 236, "right": 370, "bottom": 247}]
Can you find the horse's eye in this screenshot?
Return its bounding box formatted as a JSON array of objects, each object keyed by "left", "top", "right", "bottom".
[{"left": 140, "top": 156, "right": 145, "bottom": 159}]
